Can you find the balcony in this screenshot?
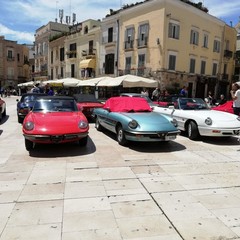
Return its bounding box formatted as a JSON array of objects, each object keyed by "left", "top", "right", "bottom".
[
  {"left": 137, "top": 37, "right": 148, "bottom": 48},
  {"left": 7, "top": 57, "right": 15, "bottom": 61},
  {"left": 81, "top": 49, "right": 96, "bottom": 57},
  {"left": 124, "top": 40, "right": 134, "bottom": 50},
  {"left": 66, "top": 50, "right": 77, "bottom": 59},
  {"left": 224, "top": 50, "right": 233, "bottom": 58}
]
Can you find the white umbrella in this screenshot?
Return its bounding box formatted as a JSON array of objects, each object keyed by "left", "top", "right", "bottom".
[
  {"left": 42, "top": 79, "right": 64, "bottom": 87},
  {"left": 77, "top": 76, "right": 114, "bottom": 86},
  {"left": 61, "top": 78, "right": 83, "bottom": 87},
  {"left": 114, "top": 74, "right": 158, "bottom": 88},
  {"left": 96, "top": 77, "right": 123, "bottom": 87},
  {"left": 18, "top": 81, "right": 41, "bottom": 87}
]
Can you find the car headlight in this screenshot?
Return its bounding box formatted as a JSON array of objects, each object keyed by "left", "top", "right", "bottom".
[
  {"left": 205, "top": 117, "right": 212, "bottom": 125},
  {"left": 171, "top": 118, "right": 178, "bottom": 127},
  {"left": 128, "top": 120, "right": 138, "bottom": 129},
  {"left": 24, "top": 121, "right": 34, "bottom": 130},
  {"left": 78, "top": 120, "right": 88, "bottom": 129}
]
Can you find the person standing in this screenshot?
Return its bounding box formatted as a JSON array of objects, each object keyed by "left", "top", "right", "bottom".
[{"left": 230, "top": 83, "right": 240, "bottom": 116}]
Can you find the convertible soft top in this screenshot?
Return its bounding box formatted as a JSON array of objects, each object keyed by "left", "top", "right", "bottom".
[{"left": 103, "top": 97, "right": 152, "bottom": 112}]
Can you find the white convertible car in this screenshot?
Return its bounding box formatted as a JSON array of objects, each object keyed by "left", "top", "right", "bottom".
[{"left": 153, "top": 97, "right": 240, "bottom": 140}]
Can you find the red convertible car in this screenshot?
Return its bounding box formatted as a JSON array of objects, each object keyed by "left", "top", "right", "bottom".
[
  {"left": 73, "top": 94, "right": 104, "bottom": 120},
  {"left": 0, "top": 97, "right": 6, "bottom": 122},
  {"left": 22, "top": 96, "right": 89, "bottom": 151}
]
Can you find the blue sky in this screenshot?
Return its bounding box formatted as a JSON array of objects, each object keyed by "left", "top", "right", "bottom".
[{"left": 0, "top": 0, "right": 240, "bottom": 45}]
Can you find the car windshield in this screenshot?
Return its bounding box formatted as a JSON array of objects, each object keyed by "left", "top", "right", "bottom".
[
  {"left": 32, "top": 99, "right": 78, "bottom": 112},
  {"left": 178, "top": 98, "right": 210, "bottom": 110},
  {"left": 22, "top": 95, "right": 40, "bottom": 102}
]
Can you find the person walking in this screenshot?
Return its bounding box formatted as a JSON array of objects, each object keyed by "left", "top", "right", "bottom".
[{"left": 230, "top": 83, "right": 240, "bottom": 115}]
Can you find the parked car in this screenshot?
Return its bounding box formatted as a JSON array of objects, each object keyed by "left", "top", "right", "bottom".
[
  {"left": 22, "top": 96, "right": 89, "bottom": 151},
  {"left": 16, "top": 93, "right": 47, "bottom": 123},
  {"left": 73, "top": 94, "right": 104, "bottom": 120},
  {"left": 153, "top": 97, "right": 240, "bottom": 140},
  {"left": 212, "top": 100, "right": 234, "bottom": 114},
  {"left": 92, "top": 96, "right": 180, "bottom": 146},
  {"left": 0, "top": 97, "right": 6, "bottom": 122},
  {"left": 156, "top": 94, "right": 182, "bottom": 107}
]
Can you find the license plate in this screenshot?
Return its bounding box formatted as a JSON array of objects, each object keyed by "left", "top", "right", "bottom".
[{"left": 165, "top": 135, "right": 176, "bottom": 140}]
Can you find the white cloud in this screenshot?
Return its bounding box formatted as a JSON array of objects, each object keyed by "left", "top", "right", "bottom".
[{"left": 0, "top": 23, "right": 34, "bottom": 43}]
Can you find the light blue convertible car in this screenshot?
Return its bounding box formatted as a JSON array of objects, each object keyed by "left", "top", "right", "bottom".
[{"left": 92, "top": 96, "right": 180, "bottom": 146}]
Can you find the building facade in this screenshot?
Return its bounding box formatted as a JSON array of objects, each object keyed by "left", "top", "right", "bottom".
[
  {"left": 34, "top": 21, "right": 69, "bottom": 81},
  {"left": 101, "top": 0, "right": 236, "bottom": 98},
  {"left": 0, "top": 36, "right": 30, "bottom": 89}
]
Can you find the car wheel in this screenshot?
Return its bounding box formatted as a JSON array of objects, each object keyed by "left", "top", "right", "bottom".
[
  {"left": 25, "top": 139, "right": 34, "bottom": 151},
  {"left": 18, "top": 116, "right": 23, "bottom": 124},
  {"left": 3, "top": 108, "right": 6, "bottom": 117},
  {"left": 116, "top": 125, "right": 127, "bottom": 146},
  {"left": 187, "top": 121, "right": 199, "bottom": 140},
  {"left": 95, "top": 117, "right": 103, "bottom": 131},
  {"left": 79, "top": 136, "right": 88, "bottom": 146}
]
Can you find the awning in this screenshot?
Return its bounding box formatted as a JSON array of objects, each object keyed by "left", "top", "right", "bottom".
[{"left": 79, "top": 59, "right": 96, "bottom": 69}]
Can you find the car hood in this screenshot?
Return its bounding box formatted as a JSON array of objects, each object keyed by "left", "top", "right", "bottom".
[
  {"left": 24, "top": 112, "right": 88, "bottom": 134},
  {"left": 121, "top": 112, "right": 177, "bottom": 131}
]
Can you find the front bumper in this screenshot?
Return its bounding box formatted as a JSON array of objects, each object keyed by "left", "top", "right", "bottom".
[
  {"left": 23, "top": 132, "right": 89, "bottom": 143},
  {"left": 124, "top": 130, "right": 181, "bottom": 142},
  {"left": 198, "top": 126, "right": 240, "bottom": 137}
]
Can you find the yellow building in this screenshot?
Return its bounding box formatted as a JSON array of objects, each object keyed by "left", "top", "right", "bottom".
[{"left": 102, "top": 0, "right": 236, "bottom": 98}]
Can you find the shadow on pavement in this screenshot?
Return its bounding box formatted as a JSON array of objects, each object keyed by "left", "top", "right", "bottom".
[
  {"left": 0, "top": 115, "right": 9, "bottom": 125},
  {"left": 100, "top": 129, "right": 186, "bottom": 153},
  {"left": 28, "top": 137, "right": 96, "bottom": 158},
  {"left": 200, "top": 136, "right": 240, "bottom": 146}
]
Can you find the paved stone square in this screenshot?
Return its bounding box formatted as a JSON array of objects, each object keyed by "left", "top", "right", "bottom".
[{"left": 0, "top": 96, "right": 240, "bottom": 240}]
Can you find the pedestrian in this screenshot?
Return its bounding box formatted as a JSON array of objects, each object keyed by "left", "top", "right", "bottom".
[
  {"left": 151, "top": 87, "right": 160, "bottom": 101},
  {"left": 47, "top": 87, "right": 54, "bottom": 96},
  {"left": 230, "top": 83, "right": 240, "bottom": 116},
  {"left": 218, "top": 94, "right": 227, "bottom": 105},
  {"left": 141, "top": 88, "right": 149, "bottom": 97},
  {"left": 179, "top": 86, "right": 187, "bottom": 97}
]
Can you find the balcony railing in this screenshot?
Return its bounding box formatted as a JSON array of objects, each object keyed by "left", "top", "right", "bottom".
[
  {"left": 124, "top": 40, "right": 134, "bottom": 50},
  {"left": 137, "top": 37, "right": 148, "bottom": 48},
  {"left": 224, "top": 50, "right": 233, "bottom": 58},
  {"left": 7, "top": 57, "right": 15, "bottom": 61}
]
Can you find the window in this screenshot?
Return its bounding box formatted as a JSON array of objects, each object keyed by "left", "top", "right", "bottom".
[
  {"left": 69, "top": 43, "right": 76, "bottom": 58},
  {"left": 105, "top": 54, "right": 114, "bottom": 74},
  {"left": 71, "top": 64, "right": 75, "bottom": 77},
  {"left": 125, "top": 57, "right": 131, "bottom": 74},
  {"left": 190, "top": 30, "right": 199, "bottom": 45},
  {"left": 125, "top": 27, "right": 134, "bottom": 49},
  {"left": 138, "top": 23, "right": 149, "bottom": 47},
  {"left": 60, "top": 48, "right": 64, "bottom": 61},
  {"left": 51, "top": 51, "right": 53, "bottom": 64},
  {"left": 189, "top": 58, "right": 195, "bottom": 73},
  {"left": 213, "top": 40, "right": 220, "bottom": 53},
  {"left": 212, "top": 63, "right": 217, "bottom": 76},
  {"left": 203, "top": 34, "right": 208, "bottom": 48},
  {"left": 108, "top": 27, "right": 113, "bottom": 43},
  {"left": 89, "top": 40, "right": 94, "bottom": 55},
  {"left": 168, "top": 22, "right": 180, "bottom": 39},
  {"left": 7, "top": 50, "right": 13, "bottom": 58},
  {"left": 17, "top": 53, "right": 20, "bottom": 62},
  {"left": 138, "top": 54, "right": 145, "bottom": 75},
  {"left": 168, "top": 54, "right": 176, "bottom": 71},
  {"left": 200, "top": 60, "right": 206, "bottom": 74}
]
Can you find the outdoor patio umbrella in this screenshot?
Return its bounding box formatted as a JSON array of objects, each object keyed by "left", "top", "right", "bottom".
[
  {"left": 61, "top": 78, "right": 83, "bottom": 87},
  {"left": 114, "top": 74, "right": 158, "bottom": 88},
  {"left": 77, "top": 76, "right": 114, "bottom": 86}
]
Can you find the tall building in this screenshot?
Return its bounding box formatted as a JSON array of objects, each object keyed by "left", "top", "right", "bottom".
[{"left": 34, "top": 21, "right": 69, "bottom": 81}]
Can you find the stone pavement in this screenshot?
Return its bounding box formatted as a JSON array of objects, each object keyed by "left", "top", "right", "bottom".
[{"left": 0, "top": 95, "right": 240, "bottom": 240}]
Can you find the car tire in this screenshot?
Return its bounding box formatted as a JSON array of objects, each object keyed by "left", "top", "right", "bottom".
[
  {"left": 2, "top": 108, "right": 6, "bottom": 117},
  {"left": 25, "top": 139, "right": 34, "bottom": 151},
  {"left": 79, "top": 136, "right": 88, "bottom": 146},
  {"left": 117, "top": 125, "right": 127, "bottom": 146},
  {"left": 187, "top": 121, "right": 199, "bottom": 140},
  {"left": 18, "top": 116, "right": 23, "bottom": 124},
  {"left": 95, "top": 117, "right": 103, "bottom": 131}
]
